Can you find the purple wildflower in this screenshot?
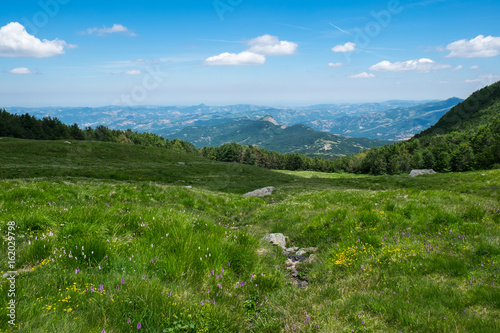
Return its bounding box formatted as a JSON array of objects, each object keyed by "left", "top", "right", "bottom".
[{"left": 137, "top": 322, "right": 141, "bottom": 329}]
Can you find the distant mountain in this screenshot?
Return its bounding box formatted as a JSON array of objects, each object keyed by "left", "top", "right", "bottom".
[
  {"left": 5, "top": 99, "right": 460, "bottom": 142},
  {"left": 415, "top": 82, "right": 500, "bottom": 138},
  {"left": 168, "top": 116, "right": 390, "bottom": 159},
  {"left": 315, "top": 98, "right": 463, "bottom": 141}
]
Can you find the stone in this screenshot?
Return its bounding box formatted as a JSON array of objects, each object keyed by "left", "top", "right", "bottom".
[
  {"left": 243, "top": 186, "right": 275, "bottom": 198},
  {"left": 409, "top": 169, "right": 436, "bottom": 177},
  {"left": 177, "top": 162, "right": 186, "bottom": 165},
  {"left": 185, "top": 186, "right": 192, "bottom": 189},
  {"left": 262, "top": 233, "right": 288, "bottom": 249},
  {"left": 295, "top": 250, "right": 306, "bottom": 256},
  {"left": 288, "top": 255, "right": 308, "bottom": 262},
  {"left": 306, "top": 254, "right": 318, "bottom": 263},
  {"left": 64, "top": 141, "right": 71, "bottom": 144}
]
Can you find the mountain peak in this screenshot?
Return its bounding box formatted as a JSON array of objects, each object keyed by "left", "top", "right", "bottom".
[{"left": 260, "top": 115, "right": 279, "bottom": 126}]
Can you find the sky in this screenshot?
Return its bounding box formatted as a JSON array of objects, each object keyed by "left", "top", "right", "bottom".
[{"left": 1, "top": 0, "right": 500, "bottom": 107}]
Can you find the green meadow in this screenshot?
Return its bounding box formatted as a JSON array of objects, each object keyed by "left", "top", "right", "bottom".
[{"left": 0, "top": 138, "right": 499, "bottom": 332}]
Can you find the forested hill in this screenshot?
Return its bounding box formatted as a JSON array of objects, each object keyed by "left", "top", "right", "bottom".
[
  {"left": 329, "top": 81, "right": 500, "bottom": 175},
  {"left": 0, "top": 109, "right": 197, "bottom": 153},
  {"left": 415, "top": 81, "right": 500, "bottom": 138}
]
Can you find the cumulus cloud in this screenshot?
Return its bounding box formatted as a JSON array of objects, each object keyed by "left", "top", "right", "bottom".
[
  {"left": 453, "top": 65, "right": 463, "bottom": 71},
  {"left": 204, "top": 34, "right": 296, "bottom": 66},
  {"left": 446, "top": 35, "right": 500, "bottom": 58},
  {"left": 247, "top": 34, "right": 297, "bottom": 55},
  {"left": 332, "top": 42, "right": 356, "bottom": 53},
  {"left": 369, "top": 58, "right": 450, "bottom": 72},
  {"left": 204, "top": 51, "right": 266, "bottom": 66},
  {"left": 349, "top": 72, "right": 375, "bottom": 79},
  {"left": 0, "top": 22, "right": 68, "bottom": 58},
  {"left": 470, "top": 65, "right": 479, "bottom": 70},
  {"left": 85, "top": 24, "right": 136, "bottom": 36},
  {"left": 9, "top": 67, "right": 33, "bottom": 74},
  {"left": 124, "top": 70, "right": 141, "bottom": 75},
  {"left": 328, "top": 62, "right": 344, "bottom": 67}
]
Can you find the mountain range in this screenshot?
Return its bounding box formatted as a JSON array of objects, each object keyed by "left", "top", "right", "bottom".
[{"left": 170, "top": 115, "right": 390, "bottom": 159}]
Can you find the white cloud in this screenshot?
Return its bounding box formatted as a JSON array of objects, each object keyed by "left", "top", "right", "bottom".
[
  {"left": 349, "top": 72, "right": 375, "bottom": 79},
  {"left": 369, "top": 58, "right": 451, "bottom": 72},
  {"left": 328, "top": 62, "right": 344, "bottom": 67},
  {"left": 86, "top": 24, "right": 136, "bottom": 36},
  {"left": 465, "top": 73, "right": 500, "bottom": 84},
  {"left": 247, "top": 34, "right": 297, "bottom": 55},
  {"left": 332, "top": 42, "right": 356, "bottom": 53},
  {"left": 124, "top": 70, "right": 141, "bottom": 75},
  {"left": 204, "top": 51, "right": 266, "bottom": 66},
  {"left": 453, "top": 65, "right": 463, "bottom": 71},
  {"left": 9, "top": 67, "right": 33, "bottom": 74},
  {"left": 470, "top": 65, "right": 479, "bottom": 70},
  {"left": 0, "top": 22, "right": 68, "bottom": 58},
  {"left": 446, "top": 35, "right": 500, "bottom": 58},
  {"left": 204, "top": 34, "right": 297, "bottom": 66}
]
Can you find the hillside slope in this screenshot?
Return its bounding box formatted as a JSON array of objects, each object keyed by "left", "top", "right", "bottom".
[
  {"left": 415, "top": 81, "right": 500, "bottom": 138},
  {"left": 169, "top": 116, "right": 389, "bottom": 159}
]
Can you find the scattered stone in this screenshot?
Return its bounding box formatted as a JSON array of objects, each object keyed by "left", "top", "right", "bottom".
[
  {"left": 262, "top": 233, "right": 288, "bottom": 249},
  {"left": 185, "top": 186, "right": 192, "bottom": 189},
  {"left": 282, "top": 247, "right": 299, "bottom": 255},
  {"left": 288, "top": 255, "right": 308, "bottom": 262},
  {"left": 64, "top": 141, "right": 71, "bottom": 144},
  {"left": 243, "top": 186, "right": 275, "bottom": 198},
  {"left": 409, "top": 169, "right": 436, "bottom": 177},
  {"left": 307, "top": 254, "right": 318, "bottom": 263},
  {"left": 177, "top": 162, "right": 186, "bottom": 165}
]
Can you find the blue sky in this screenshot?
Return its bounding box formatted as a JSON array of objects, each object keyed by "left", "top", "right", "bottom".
[{"left": 1, "top": 0, "right": 499, "bottom": 107}]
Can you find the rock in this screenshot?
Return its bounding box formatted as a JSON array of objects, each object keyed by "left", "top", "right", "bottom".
[
  {"left": 64, "top": 141, "right": 71, "bottom": 144},
  {"left": 177, "top": 162, "right": 186, "bottom": 165},
  {"left": 283, "top": 247, "right": 299, "bottom": 255},
  {"left": 409, "top": 169, "right": 436, "bottom": 177},
  {"left": 307, "top": 254, "right": 318, "bottom": 263},
  {"left": 288, "top": 255, "right": 308, "bottom": 262},
  {"left": 295, "top": 250, "right": 306, "bottom": 256},
  {"left": 243, "top": 186, "right": 275, "bottom": 198},
  {"left": 185, "top": 186, "right": 192, "bottom": 189},
  {"left": 262, "top": 233, "right": 288, "bottom": 249}
]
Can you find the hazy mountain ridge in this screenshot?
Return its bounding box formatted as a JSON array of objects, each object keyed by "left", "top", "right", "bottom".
[
  {"left": 170, "top": 115, "right": 390, "bottom": 159},
  {"left": 5, "top": 99, "right": 457, "bottom": 142}
]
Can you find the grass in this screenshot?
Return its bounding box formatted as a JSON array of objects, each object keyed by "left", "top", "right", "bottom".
[{"left": 0, "top": 138, "right": 499, "bottom": 332}]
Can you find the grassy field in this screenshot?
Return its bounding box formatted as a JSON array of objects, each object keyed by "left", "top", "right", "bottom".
[{"left": 0, "top": 138, "right": 499, "bottom": 332}]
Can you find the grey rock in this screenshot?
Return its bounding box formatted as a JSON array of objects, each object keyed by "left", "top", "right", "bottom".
[
  {"left": 288, "top": 255, "right": 308, "bottom": 262},
  {"left": 64, "top": 141, "right": 71, "bottom": 144},
  {"left": 295, "top": 250, "right": 306, "bottom": 256},
  {"left": 177, "top": 162, "right": 186, "bottom": 165},
  {"left": 409, "top": 169, "right": 436, "bottom": 177},
  {"left": 262, "top": 233, "right": 288, "bottom": 249},
  {"left": 243, "top": 186, "right": 275, "bottom": 198}
]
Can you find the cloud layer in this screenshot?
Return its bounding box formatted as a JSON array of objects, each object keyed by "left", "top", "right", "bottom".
[
  {"left": 0, "top": 22, "right": 68, "bottom": 58},
  {"left": 205, "top": 51, "right": 266, "bottom": 66},
  {"left": 446, "top": 35, "right": 500, "bottom": 58},
  {"left": 9, "top": 67, "right": 33, "bottom": 74},
  {"left": 86, "top": 24, "right": 136, "bottom": 36},
  {"left": 332, "top": 42, "right": 356, "bottom": 53},
  {"left": 349, "top": 72, "right": 375, "bottom": 79},
  {"left": 370, "top": 58, "right": 450, "bottom": 72},
  {"left": 204, "top": 34, "right": 297, "bottom": 66}
]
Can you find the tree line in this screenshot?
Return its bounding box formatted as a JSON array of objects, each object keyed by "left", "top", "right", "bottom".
[
  {"left": 2, "top": 108, "right": 499, "bottom": 175},
  {"left": 0, "top": 109, "right": 197, "bottom": 153}
]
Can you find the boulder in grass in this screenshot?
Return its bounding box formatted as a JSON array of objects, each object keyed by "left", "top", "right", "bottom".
[
  {"left": 243, "top": 186, "right": 275, "bottom": 197},
  {"left": 262, "top": 233, "right": 288, "bottom": 249},
  {"left": 409, "top": 169, "right": 436, "bottom": 177}
]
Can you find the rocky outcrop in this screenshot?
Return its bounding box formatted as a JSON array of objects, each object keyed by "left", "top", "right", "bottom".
[
  {"left": 243, "top": 186, "right": 275, "bottom": 198},
  {"left": 262, "top": 233, "right": 288, "bottom": 249},
  {"left": 409, "top": 169, "right": 436, "bottom": 177}
]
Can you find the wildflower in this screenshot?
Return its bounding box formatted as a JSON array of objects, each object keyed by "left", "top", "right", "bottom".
[
  {"left": 200, "top": 301, "right": 204, "bottom": 306},
  {"left": 102, "top": 330, "right": 106, "bottom": 333},
  {"left": 122, "top": 278, "right": 125, "bottom": 284},
  {"left": 137, "top": 322, "right": 141, "bottom": 329},
  {"left": 128, "top": 318, "right": 131, "bottom": 324},
  {"left": 142, "top": 275, "right": 145, "bottom": 280},
  {"left": 151, "top": 259, "right": 154, "bottom": 263},
  {"left": 75, "top": 267, "right": 80, "bottom": 274}
]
